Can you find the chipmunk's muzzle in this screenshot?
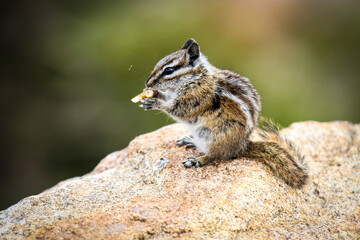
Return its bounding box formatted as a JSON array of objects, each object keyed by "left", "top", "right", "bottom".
[
  {"left": 145, "top": 77, "right": 152, "bottom": 88},
  {"left": 145, "top": 77, "right": 158, "bottom": 88}
]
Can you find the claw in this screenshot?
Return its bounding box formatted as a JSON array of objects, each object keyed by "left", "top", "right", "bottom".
[
  {"left": 185, "top": 143, "right": 196, "bottom": 149},
  {"left": 142, "top": 98, "right": 156, "bottom": 104},
  {"left": 177, "top": 136, "right": 195, "bottom": 147},
  {"left": 139, "top": 104, "right": 152, "bottom": 110},
  {"left": 182, "top": 157, "right": 197, "bottom": 168},
  {"left": 139, "top": 98, "right": 157, "bottom": 110},
  {"left": 182, "top": 155, "right": 209, "bottom": 168},
  {"left": 182, "top": 157, "right": 204, "bottom": 168}
]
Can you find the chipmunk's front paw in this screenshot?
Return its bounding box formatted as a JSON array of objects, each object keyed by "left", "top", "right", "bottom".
[
  {"left": 176, "top": 136, "right": 196, "bottom": 149},
  {"left": 139, "top": 98, "right": 160, "bottom": 110},
  {"left": 183, "top": 157, "right": 202, "bottom": 168}
]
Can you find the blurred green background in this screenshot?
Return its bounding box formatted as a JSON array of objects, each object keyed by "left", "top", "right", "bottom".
[{"left": 0, "top": 0, "right": 359, "bottom": 210}]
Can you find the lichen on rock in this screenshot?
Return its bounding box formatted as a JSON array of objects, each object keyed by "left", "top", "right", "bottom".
[{"left": 0, "top": 121, "right": 359, "bottom": 239}]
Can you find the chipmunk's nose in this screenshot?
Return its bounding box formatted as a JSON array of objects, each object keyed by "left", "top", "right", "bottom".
[
  {"left": 145, "top": 77, "right": 151, "bottom": 88},
  {"left": 146, "top": 76, "right": 156, "bottom": 88}
]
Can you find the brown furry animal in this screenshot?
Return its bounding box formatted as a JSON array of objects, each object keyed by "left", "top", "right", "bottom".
[{"left": 139, "top": 39, "right": 307, "bottom": 188}]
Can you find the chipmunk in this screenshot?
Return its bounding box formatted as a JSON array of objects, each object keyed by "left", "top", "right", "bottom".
[{"left": 138, "top": 38, "right": 307, "bottom": 188}]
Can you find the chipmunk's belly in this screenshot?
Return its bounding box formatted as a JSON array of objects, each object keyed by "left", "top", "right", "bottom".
[{"left": 186, "top": 122, "right": 211, "bottom": 154}]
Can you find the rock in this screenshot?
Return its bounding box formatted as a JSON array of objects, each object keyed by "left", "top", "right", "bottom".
[{"left": 0, "top": 121, "right": 359, "bottom": 239}]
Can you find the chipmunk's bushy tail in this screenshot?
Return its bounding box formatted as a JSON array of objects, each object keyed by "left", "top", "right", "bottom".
[{"left": 245, "top": 117, "right": 308, "bottom": 188}]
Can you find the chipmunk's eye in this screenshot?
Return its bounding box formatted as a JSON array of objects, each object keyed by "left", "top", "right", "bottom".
[{"left": 163, "top": 67, "right": 175, "bottom": 75}]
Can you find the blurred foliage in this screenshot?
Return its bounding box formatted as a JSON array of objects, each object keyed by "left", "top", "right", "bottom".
[{"left": 0, "top": 0, "right": 359, "bottom": 210}]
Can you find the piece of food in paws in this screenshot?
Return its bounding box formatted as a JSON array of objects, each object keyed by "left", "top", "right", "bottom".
[{"left": 131, "top": 89, "right": 158, "bottom": 103}]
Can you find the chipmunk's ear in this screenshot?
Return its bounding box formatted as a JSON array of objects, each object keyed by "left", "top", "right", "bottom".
[
  {"left": 182, "top": 38, "right": 196, "bottom": 49},
  {"left": 183, "top": 39, "right": 200, "bottom": 65}
]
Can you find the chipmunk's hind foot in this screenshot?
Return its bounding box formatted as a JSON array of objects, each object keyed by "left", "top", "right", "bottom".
[{"left": 182, "top": 156, "right": 209, "bottom": 168}]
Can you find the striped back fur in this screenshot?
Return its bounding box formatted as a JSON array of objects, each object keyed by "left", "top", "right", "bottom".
[{"left": 214, "top": 70, "right": 261, "bottom": 133}]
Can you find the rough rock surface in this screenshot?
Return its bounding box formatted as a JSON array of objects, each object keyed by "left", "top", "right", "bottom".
[{"left": 0, "top": 121, "right": 359, "bottom": 239}]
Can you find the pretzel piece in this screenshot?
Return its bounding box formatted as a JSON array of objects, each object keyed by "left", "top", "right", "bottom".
[{"left": 131, "top": 89, "right": 157, "bottom": 103}]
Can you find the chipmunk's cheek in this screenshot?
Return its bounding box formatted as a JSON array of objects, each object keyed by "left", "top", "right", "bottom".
[{"left": 158, "top": 89, "right": 178, "bottom": 107}]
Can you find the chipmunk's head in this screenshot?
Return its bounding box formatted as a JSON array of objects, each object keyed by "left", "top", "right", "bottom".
[{"left": 145, "top": 38, "right": 212, "bottom": 90}]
